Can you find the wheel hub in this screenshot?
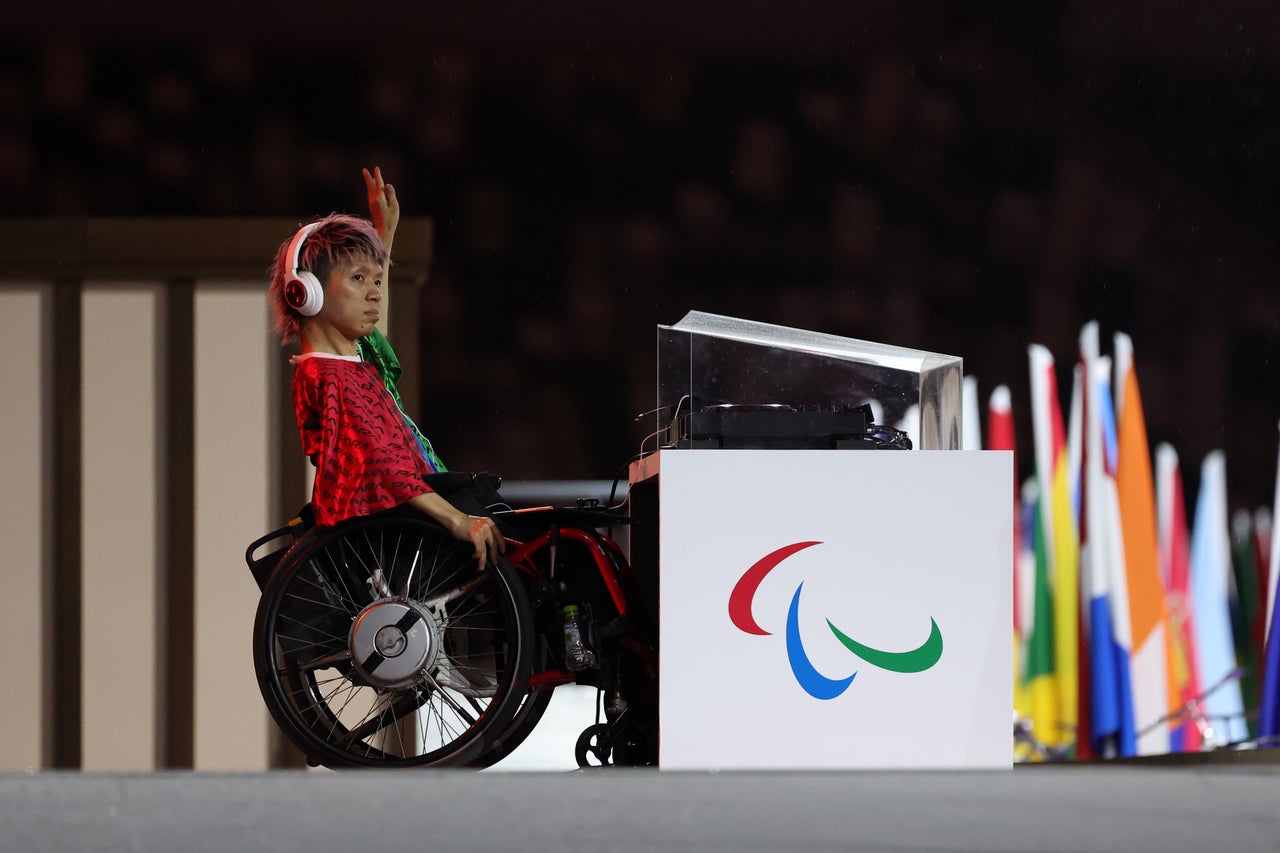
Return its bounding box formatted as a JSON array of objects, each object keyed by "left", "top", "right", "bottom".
[{"left": 349, "top": 599, "right": 440, "bottom": 689}]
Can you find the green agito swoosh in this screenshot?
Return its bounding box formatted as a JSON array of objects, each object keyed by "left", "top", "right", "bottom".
[{"left": 826, "top": 617, "right": 943, "bottom": 673}]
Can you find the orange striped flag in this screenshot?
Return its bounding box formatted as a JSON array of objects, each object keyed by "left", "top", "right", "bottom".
[{"left": 1113, "top": 333, "right": 1173, "bottom": 754}]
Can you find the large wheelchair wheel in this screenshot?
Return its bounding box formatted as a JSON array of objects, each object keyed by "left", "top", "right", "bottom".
[{"left": 253, "top": 510, "right": 533, "bottom": 768}]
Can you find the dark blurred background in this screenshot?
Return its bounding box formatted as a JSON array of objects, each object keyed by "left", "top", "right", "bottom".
[{"left": 4, "top": 1, "right": 1280, "bottom": 510}]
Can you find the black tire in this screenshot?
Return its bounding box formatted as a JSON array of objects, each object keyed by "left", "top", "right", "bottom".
[
  {"left": 253, "top": 510, "right": 533, "bottom": 768},
  {"left": 467, "top": 638, "right": 558, "bottom": 768}
]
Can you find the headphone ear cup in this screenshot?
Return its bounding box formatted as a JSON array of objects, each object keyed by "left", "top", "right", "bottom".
[{"left": 285, "top": 270, "right": 324, "bottom": 317}]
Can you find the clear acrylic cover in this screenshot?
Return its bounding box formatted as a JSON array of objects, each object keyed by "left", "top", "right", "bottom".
[{"left": 656, "top": 311, "right": 963, "bottom": 450}]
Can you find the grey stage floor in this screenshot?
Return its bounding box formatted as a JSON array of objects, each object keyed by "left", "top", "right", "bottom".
[{"left": 4, "top": 763, "right": 1280, "bottom": 853}]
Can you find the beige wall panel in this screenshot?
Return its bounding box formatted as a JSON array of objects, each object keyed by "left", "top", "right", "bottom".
[
  {"left": 80, "top": 285, "right": 162, "bottom": 770},
  {"left": 193, "top": 285, "right": 272, "bottom": 770},
  {"left": 0, "top": 286, "right": 50, "bottom": 771}
]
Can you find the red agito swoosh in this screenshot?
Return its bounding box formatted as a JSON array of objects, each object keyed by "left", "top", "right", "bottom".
[{"left": 727, "top": 541, "right": 822, "bottom": 635}]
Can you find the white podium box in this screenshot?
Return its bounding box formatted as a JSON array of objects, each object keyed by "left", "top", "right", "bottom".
[{"left": 651, "top": 449, "right": 1012, "bottom": 770}]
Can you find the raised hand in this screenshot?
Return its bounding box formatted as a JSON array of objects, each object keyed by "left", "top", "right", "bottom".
[{"left": 362, "top": 166, "right": 400, "bottom": 251}]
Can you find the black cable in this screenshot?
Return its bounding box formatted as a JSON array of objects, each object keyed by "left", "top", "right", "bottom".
[{"left": 606, "top": 449, "right": 653, "bottom": 511}]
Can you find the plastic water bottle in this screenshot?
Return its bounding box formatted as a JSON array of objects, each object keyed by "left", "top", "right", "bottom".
[{"left": 563, "top": 604, "right": 597, "bottom": 670}]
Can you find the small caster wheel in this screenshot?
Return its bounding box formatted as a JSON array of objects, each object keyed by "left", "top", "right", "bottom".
[{"left": 575, "top": 723, "right": 613, "bottom": 768}]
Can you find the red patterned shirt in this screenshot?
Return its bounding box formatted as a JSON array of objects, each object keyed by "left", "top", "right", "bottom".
[{"left": 291, "top": 352, "right": 434, "bottom": 526}]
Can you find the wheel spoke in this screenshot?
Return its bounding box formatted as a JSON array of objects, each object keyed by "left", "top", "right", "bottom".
[{"left": 335, "top": 690, "right": 426, "bottom": 747}]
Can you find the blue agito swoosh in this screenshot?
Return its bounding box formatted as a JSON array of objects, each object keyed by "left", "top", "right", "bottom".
[{"left": 786, "top": 582, "right": 856, "bottom": 700}]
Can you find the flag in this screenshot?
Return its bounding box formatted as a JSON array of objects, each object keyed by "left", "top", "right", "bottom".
[
  {"left": 1268, "top": 423, "right": 1280, "bottom": 644},
  {"left": 1259, "top": 596, "right": 1280, "bottom": 746},
  {"left": 1016, "top": 479, "right": 1040, "bottom": 723},
  {"left": 1024, "top": 481, "right": 1060, "bottom": 756},
  {"left": 1078, "top": 323, "right": 1134, "bottom": 757},
  {"left": 1258, "top": 422, "right": 1280, "bottom": 743},
  {"left": 1231, "top": 509, "right": 1265, "bottom": 735},
  {"left": 988, "top": 386, "right": 1022, "bottom": 717},
  {"left": 1255, "top": 507, "right": 1272, "bottom": 631},
  {"left": 1027, "top": 344, "right": 1080, "bottom": 754},
  {"left": 1113, "top": 332, "right": 1172, "bottom": 755},
  {"left": 1190, "top": 450, "right": 1247, "bottom": 745},
  {"left": 1067, "top": 364, "right": 1084, "bottom": 524},
  {"left": 1068, "top": 359, "right": 1094, "bottom": 758},
  {"left": 1156, "top": 443, "right": 1202, "bottom": 752}
]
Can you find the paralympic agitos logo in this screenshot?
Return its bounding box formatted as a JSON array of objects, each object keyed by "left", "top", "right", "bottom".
[{"left": 728, "top": 541, "right": 944, "bottom": 699}]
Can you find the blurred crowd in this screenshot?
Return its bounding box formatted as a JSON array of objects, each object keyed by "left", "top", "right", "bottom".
[{"left": 3, "top": 16, "right": 1279, "bottom": 507}]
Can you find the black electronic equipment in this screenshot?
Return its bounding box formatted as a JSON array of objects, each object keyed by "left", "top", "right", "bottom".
[{"left": 664, "top": 403, "right": 911, "bottom": 450}]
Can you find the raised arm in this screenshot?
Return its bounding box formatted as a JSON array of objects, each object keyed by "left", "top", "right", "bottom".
[{"left": 363, "top": 166, "right": 400, "bottom": 337}]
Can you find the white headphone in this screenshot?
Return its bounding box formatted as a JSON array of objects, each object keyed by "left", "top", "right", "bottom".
[{"left": 283, "top": 222, "right": 324, "bottom": 317}]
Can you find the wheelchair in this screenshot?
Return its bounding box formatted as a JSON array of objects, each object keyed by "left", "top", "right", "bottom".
[{"left": 244, "top": 473, "right": 658, "bottom": 769}]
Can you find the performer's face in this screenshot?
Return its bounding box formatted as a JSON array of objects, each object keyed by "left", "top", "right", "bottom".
[{"left": 321, "top": 255, "right": 384, "bottom": 340}]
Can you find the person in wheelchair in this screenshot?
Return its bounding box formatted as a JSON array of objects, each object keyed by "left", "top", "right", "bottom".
[
  {"left": 267, "top": 166, "right": 505, "bottom": 570},
  {"left": 254, "top": 168, "right": 651, "bottom": 769}
]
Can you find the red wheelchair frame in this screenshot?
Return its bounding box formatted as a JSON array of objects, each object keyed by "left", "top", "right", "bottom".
[{"left": 483, "top": 503, "right": 659, "bottom": 768}]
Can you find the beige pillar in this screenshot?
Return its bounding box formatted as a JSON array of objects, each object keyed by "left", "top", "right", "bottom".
[
  {"left": 192, "top": 285, "right": 273, "bottom": 770},
  {"left": 0, "top": 286, "right": 52, "bottom": 771},
  {"left": 80, "top": 285, "right": 162, "bottom": 770}
]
